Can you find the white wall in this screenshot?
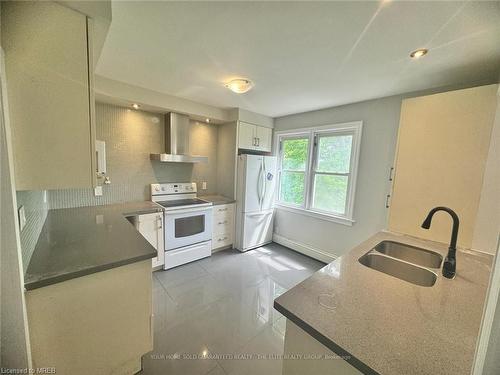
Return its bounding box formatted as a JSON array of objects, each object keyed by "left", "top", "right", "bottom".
[
  {"left": 95, "top": 76, "right": 230, "bottom": 123},
  {"left": 229, "top": 108, "right": 274, "bottom": 128},
  {"left": 216, "top": 122, "right": 237, "bottom": 199},
  {"left": 388, "top": 84, "right": 498, "bottom": 250},
  {"left": 273, "top": 95, "right": 402, "bottom": 258},
  {"left": 1, "top": 48, "right": 32, "bottom": 369},
  {"left": 472, "top": 87, "right": 500, "bottom": 254},
  {"left": 190, "top": 120, "right": 219, "bottom": 194}
]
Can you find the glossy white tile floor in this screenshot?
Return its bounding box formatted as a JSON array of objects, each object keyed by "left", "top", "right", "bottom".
[{"left": 140, "top": 243, "right": 325, "bottom": 375}]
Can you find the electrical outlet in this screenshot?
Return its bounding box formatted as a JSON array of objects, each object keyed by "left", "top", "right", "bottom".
[
  {"left": 18, "top": 205, "right": 26, "bottom": 231},
  {"left": 94, "top": 186, "right": 103, "bottom": 196},
  {"left": 202, "top": 181, "right": 207, "bottom": 190}
]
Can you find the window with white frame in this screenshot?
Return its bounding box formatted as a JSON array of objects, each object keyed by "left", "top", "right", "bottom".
[{"left": 276, "top": 121, "right": 362, "bottom": 224}]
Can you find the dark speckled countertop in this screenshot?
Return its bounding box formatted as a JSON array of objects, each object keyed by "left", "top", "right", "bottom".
[
  {"left": 24, "top": 201, "right": 163, "bottom": 291},
  {"left": 274, "top": 231, "right": 492, "bottom": 375}
]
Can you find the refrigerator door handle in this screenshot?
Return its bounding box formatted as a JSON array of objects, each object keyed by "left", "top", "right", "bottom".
[
  {"left": 260, "top": 158, "right": 266, "bottom": 210},
  {"left": 262, "top": 158, "right": 267, "bottom": 208},
  {"left": 257, "top": 160, "right": 263, "bottom": 205}
]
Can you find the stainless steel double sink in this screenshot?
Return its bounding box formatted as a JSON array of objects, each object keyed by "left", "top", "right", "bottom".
[{"left": 359, "top": 241, "right": 442, "bottom": 287}]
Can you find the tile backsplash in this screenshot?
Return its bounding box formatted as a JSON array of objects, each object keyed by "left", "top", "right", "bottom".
[
  {"left": 16, "top": 190, "right": 48, "bottom": 272},
  {"left": 49, "top": 102, "right": 218, "bottom": 208},
  {"left": 17, "top": 102, "right": 220, "bottom": 270}
]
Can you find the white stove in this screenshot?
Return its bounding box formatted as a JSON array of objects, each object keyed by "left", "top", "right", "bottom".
[{"left": 151, "top": 183, "right": 213, "bottom": 269}]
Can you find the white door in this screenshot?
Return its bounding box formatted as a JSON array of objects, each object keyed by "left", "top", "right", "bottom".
[
  {"left": 255, "top": 126, "right": 272, "bottom": 152},
  {"left": 238, "top": 121, "right": 256, "bottom": 150},
  {"left": 261, "top": 156, "right": 277, "bottom": 210},
  {"left": 242, "top": 210, "right": 274, "bottom": 250},
  {"left": 241, "top": 154, "right": 264, "bottom": 213},
  {"left": 137, "top": 213, "right": 164, "bottom": 267}
]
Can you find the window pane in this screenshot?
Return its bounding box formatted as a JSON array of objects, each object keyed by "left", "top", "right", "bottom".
[
  {"left": 280, "top": 171, "right": 305, "bottom": 205},
  {"left": 282, "top": 138, "right": 309, "bottom": 171},
  {"left": 316, "top": 134, "right": 353, "bottom": 173},
  {"left": 312, "top": 175, "right": 348, "bottom": 214}
]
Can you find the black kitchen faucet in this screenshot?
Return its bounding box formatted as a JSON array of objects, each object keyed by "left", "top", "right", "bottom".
[{"left": 421, "top": 206, "right": 460, "bottom": 279}]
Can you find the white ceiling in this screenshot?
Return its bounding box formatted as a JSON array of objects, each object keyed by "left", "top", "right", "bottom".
[{"left": 96, "top": 1, "right": 500, "bottom": 117}]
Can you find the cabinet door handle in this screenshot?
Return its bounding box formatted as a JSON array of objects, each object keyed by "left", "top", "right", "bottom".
[
  {"left": 256, "top": 138, "right": 260, "bottom": 147},
  {"left": 158, "top": 217, "right": 162, "bottom": 229},
  {"left": 385, "top": 195, "right": 391, "bottom": 208},
  {"left": 218, "top": 208, "right": 228, "bottom": 212},
  {"left": 217, "top": 220, "right": 228, "bottom": 225},
  {"left": 218, "top": 236, "right": 228, "bottom": 242}
]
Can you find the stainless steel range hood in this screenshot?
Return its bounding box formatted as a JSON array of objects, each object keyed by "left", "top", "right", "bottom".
[{"left": 150, "top": 112, "right": 208, "bottom": 163}]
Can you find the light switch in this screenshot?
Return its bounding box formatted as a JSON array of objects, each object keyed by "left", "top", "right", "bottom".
[
  {"left": 202, "top": 181, "right": 207, "bottom": 190},
  {"left": 18, "top": 205, "right": 26, "bottom": 231},
  {"left": 94, "top": 186, "right": 103, "bottom": 196}
]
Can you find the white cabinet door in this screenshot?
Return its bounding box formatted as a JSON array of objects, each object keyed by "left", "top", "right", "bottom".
[
  {"left": 137, "top": 213, "right": 164, "bottom": 268},
  {"left": 2, "top": 1, "right": 95, "bottom": 190},
  {"left": 212, "top": 203, "right": 235, "bottom": 250},
  {"left": 238, "top": 121, "right": 256, "bottom": 150},
  {"left": 255, "top": 126, "right": 272, "bottom": 152}
]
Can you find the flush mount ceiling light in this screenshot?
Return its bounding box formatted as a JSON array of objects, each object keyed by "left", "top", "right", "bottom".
[
  {"left": 131, "top": 103, "right": 140, "bottom": 110},
  {"left": 225, "top": 79, "right": 254, "bottom": 94},
  {"left": 410, "top": 48, "right": 428, "bottom": 59}
]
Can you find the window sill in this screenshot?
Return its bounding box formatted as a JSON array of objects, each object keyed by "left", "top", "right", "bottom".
[{"left": 275, "top": 204, "right": 355, "bottom": 227}]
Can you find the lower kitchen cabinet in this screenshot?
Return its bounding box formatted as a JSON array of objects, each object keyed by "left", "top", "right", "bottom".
[
  {"left": 212, "top": 203, "right": 235, "bottom": 251},
  {"left": 136, "top": 212, "right": 164, "bottom": 268},
  {"left": 283, "top": 320, "right": 362, "bottom": 375},
  {"left": 24, "top": 260, "right": 153, "bottom": 375}
]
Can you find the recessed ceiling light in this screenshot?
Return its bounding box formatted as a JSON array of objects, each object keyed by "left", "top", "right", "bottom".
[
  {"left": 225, "top": 79, "right": 254, "bottom": 94},
  {"left": 410, "top": 48, "right": 428, "bottom": 59},
  {"left": 131, "top": 103, "right": 140, "bottom": 110},
  {"left": 205, "top": 118, "right": 210, "bottom": 123}
]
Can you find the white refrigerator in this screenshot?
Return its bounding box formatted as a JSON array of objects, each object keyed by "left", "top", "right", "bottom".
[{"left": 235, "top": 154, "right": 277, "bottom": 252}]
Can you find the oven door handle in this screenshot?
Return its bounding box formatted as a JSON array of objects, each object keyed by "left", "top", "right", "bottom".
[{"left": 165, "top": 206, "right": 213, "bottom": 215}]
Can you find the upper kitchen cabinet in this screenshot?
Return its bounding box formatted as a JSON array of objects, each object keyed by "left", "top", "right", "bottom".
[
  {"left": 2, "top": 1, "right": 96, "bottom": 190},
  {"left": 255, "top": 124, "right": 272, "bottom": 151},
  {"left": 237, "top": 121, "right": 256, "bottom": 150},
  {"left": 237, "top": 121, "right": 273, "bottom": 152},
  {"left": 388, "top": 84, "right": 499, "bottom": 249}
]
